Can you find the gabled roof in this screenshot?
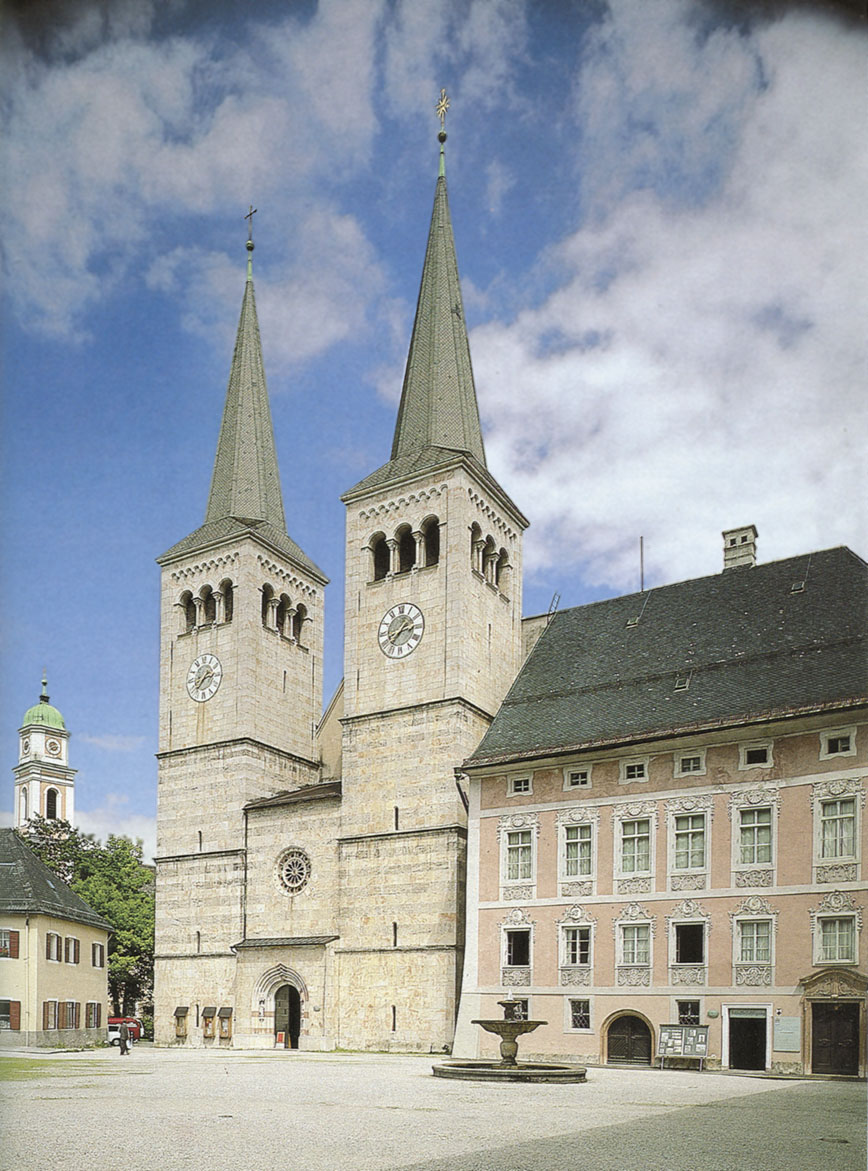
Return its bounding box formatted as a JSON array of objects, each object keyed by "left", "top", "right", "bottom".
[
  {"left": 0, "top": 829, "right": 112, "bottom": 932},
  {"left": 467, "top": 547, "right": 868, "bottom": 767},
  {"left": 159, "top": 260, "right": 326, "bottom": 583}
]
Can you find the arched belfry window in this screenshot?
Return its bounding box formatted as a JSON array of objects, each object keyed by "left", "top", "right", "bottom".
[
  {"left": 470, "top": 523, "right": 483, "bottom": 574},
  {"left": 45, "top": 788, "right": 59, "bottom": 820},
  {"left": 20, "top": 787, "right": 28, "bottom": 823},
  {"left": 201, "top": 586, "right": 216, "bottom": 625},
  {"left": 397, "top": 525, "right": 416, "bottom": 574},
  {"left": 262, "top": 584, "right": 276, "bottom": 630},
  {"left": 293, "top": 603, "right": 307, "bottom": 646},
  {"left": 181, "top": 591, "right": 196, "bottom": 633},
  {"left": 219, "top": 578, "right": 234, "bottom": 623},
  {"left": 371, "top": 534, "right": 389, "bottom": 582},
  {"left": 483, "top": 536, "right": 498, "bottom": 583},
  {"left": 496, "top": 548, "right": 511, "bottom": 592},
  {"left": 422, "top": 516, "right": 440, "bottom": 567},
  {"left": 276, "top": 594, "right": 291, "bottom": 637}
]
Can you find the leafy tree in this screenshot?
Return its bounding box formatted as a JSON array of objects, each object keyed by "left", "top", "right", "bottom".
[{"left": 18, "top": 817, "right": 155, "bottom": 1015}]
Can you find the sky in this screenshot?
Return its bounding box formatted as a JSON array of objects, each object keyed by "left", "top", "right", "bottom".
[{"left": 1, "top": 0, "right": 865, "bottom": 863}]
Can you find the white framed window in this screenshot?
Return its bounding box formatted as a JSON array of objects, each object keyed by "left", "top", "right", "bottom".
[
  {"left": 739, "top": 806, "right": 772, "bottom": 865},
  {"left": 673, "top": 814, "right": 706, "bottom": 871},
  {"left": 564, "top": 823, "right": 593, "bottom": 878},
  {"left": 562, "top": 925, "right": 592, "bottom": 967},
  {"left": 738, "top": 919, "right": 772, "bottom": 964},
  {"left": 672, "top": 921, "right": 705, "bottom": 965},
  {"left": 503, "top": 928, "right": 531, "bottom": 968},
  {"left": 43, "top": 1000, "right": 58, "bottom": 1030},
  {"left": 674, "top": 749, "right": 706, "bottom": 778},
  {"left": 738, "top": 741, "right": 773, "bottom": 770},
  {"left": 45, "top": 932, "right": 61, "bottom": 962},
  {"left": 620, "top": 818, "right": 651, "bottom": 875},
  {"left": 820, "top": 798, "right": 856, "bottom": 860},
  {"left": 817, "top": 917, "right": 857, "bottom": 963},
  {"left": 620, "top": 922, "right": 651, "bottom": 965},
  {"left": 820, "top": 727, "right": 856, "bottom": 760},
  {"left": 619, "top": 757, "right": 649, "bottom": 784},
  {"left": 506, "top": 830, "right": 532, "bottom": 881},
  {"left": 498, "top": 814, "right": 539, "bottom": 893},
  {"left": 567, "top": 998, "right": 591, "bottom": 1031},
  {"left": 507, "top": 775, "right": 532, "bottom": 797},
  {"left": 677, "top": 999, "right": 701, "bottom": 1025},
  {"left": 563, "top": 765, "right": 592, "bottom": 790}
]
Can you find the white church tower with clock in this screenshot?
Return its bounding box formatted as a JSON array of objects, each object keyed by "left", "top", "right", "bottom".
[{"left": 153, "top": 100, "right": 526, "bottom": 1052}]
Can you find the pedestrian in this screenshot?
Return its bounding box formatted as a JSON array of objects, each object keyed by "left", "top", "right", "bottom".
[{"left": 119, "top": 1021, "right": 130, "bottom": 1056}]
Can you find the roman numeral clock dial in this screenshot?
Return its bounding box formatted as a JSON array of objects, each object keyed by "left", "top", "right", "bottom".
[
  {"left": 378, "top": 603, "right": 424, "bottom": 659},
  {"left": 186, "top": 653, "right": 223, "bottom": 702}
]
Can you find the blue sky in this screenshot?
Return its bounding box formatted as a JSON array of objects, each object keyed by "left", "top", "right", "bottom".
[{"left": 2, "top": 0, "right": 865, "bottom": 861}]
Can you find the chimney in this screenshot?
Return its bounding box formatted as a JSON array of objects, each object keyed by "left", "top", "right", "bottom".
[{"left": 722, "top": 525, "right": 758, "bottom": 570}]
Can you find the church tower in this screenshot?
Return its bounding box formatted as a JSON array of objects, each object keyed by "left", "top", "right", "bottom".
[
  {"left": 153, "top": 223, "right": 328, "bottom": 1045},
  {"left": 336, "top": 101, "right": 528, "bottom": 1050},
  {"left": 14, "top": 675, "right": 76, "bottom": 827}
]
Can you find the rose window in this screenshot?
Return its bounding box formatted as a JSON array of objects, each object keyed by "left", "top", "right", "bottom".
[{"left": 278, "top": 849, "right": 311, "bottom": 894}]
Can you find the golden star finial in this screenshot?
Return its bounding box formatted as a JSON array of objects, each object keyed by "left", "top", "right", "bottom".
[{"left": 436, "top": 88, "right": 450, "bottom": 131}]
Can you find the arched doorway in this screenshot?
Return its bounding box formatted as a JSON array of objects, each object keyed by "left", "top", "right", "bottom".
[
  {"left": 274, "top": 984, "right": 301, "bottom": 1049},
  {"left": 606, "top": 1014, "right": 652, "bottom": 1065}
]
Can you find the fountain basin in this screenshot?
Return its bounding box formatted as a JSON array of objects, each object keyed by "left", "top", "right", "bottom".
[{"left": 432, "top": 1060, "right": 587, "bottom": 1083}]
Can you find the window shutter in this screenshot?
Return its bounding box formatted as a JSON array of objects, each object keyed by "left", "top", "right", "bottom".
[
  {"left": 46, "top": 935, "right": 51, "bottom": 960},
  {"left": 96, "top": 1002, "right": 102, "bottom": 1027},
  {"left": 59, "top": 1001, "right": 67, "bottom": 1029},
  {"left": 9, "top": 1001, "right": 21, "bottom": 1030},
  {"left": 74, "top": 1002, "right": 81, "bottom": 1028},
  {"left": 43, "top": 1001, "right": 50, "bottom": 1029},
  {"left": 9, "top": 930, "right": 19, "bottom": 959},
  {"left": 64, "top": 937, "right": 70, "bottom": 963},
  {"left": 74, "top": 939, "right": 80, "bottom": 964}
]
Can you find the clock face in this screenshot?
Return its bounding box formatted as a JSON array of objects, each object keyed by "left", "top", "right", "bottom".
[
  {"left": 378, "top": 603, "right": 424, "bottom": 659},
  {"left": 45, "top": 738, "right": 61, "bottom": 757},
  {"left": 21, "top": 738, "right": 30, "bottom": 755},
  {"left": 186, "top": 654, "right": 223, "bottom": 702}
]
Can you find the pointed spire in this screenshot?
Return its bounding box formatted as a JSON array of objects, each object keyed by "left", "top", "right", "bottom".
[
  {"left": 204, "top": 212, "right": 286, "bottom": 530},
  {"left": 390, "top": 92, "right": 486, "bottom": 467}
]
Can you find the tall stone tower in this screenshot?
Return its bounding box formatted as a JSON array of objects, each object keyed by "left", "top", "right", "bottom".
[
  {"left": 14, "top": 675, "right": 76, "bottom": 827},
  {"left": 336, "top": 114, "right": 528, "bottom": 1050},
  {"left": 153, "top": 229, "right": 328, "bottom": 1044}
]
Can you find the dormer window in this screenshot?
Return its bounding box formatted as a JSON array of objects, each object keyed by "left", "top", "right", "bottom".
[
  {"left": 508, "top": 776, "right": 531, "bottom": 797},
  {"left": 564, "top": 766, "right": 592, "bottom": 790},
  {"left": 820, "top": 727, "right": 856, "bottom": 760},
  {"left": 619, "top": 757, "right": 649, "bottom": 783}
]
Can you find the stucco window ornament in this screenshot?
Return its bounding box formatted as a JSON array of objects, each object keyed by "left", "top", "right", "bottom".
[{"left": 277, "top": 848, "right": 311, "bottom": 894}]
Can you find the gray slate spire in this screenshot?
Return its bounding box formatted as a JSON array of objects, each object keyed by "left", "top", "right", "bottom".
[
  {"left": 205, "top": 276, "right": 286, "bottom": 529},
  {"left": 159, "top": 242, "right": 327, "bottom": 583},
  {"left": 391, "top": 152, "right": 486, "bottom": 466}
]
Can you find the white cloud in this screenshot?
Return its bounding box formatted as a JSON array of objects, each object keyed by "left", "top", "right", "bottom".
[
  {"left": 76, "top": 807, "right": 157, "bottom": 864},
  {"left": 476, "top": 4, "right": 868, "bottom": 593},
  {"left": 78, "top": 733, "right": 147, "bottom": 752}
]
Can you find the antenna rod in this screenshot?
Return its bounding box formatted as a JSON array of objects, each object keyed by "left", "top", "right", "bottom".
[{"left": 640, "top": 536, "right": 644, "bottom": 593}]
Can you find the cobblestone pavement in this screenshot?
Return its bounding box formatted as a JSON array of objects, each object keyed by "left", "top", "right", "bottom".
[{"left": 0, "top": 1048, "right": 863, "bottom": 1171}]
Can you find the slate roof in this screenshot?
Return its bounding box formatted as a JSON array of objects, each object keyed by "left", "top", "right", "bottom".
[
  {"left": 467, "top": 547, "right": 868, "bottom": 767},
  {"left": 159, "top": 269, "right": 326, "bottom": 583},
  {"left": 245, "top": 781, "right": 342, "bottom": 811},
  {"left": 346, "top": 145, "right": 486, "bottom": 498},
  {"left": 0, "top": 828, "right": 113, "bottom": 932}
]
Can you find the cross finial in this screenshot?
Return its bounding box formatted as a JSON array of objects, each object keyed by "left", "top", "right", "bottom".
[
  {"left": 436, "top": 88, "right": 449, "bottom": 134},
  {"left": 245, "top": 204, "right": 257, "bottom": 244},
  {"left": 244, "top": 205, "right": 257, "bottom": 280}
]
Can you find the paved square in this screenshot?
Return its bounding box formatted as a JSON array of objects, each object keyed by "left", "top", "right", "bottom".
[{"left": 1, "top": 1049, "right": 863, "bottom": 1171}]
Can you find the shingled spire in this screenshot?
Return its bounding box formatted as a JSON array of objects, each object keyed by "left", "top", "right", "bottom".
[
  {"left": 390, "top": 106, "right": 486, "bottom": 467},
  {"left": 160, "top": 214, "right": 326, "bottom": 582},
  {"left": 205, "top": 217, "right": 285, "bottom": 529}
]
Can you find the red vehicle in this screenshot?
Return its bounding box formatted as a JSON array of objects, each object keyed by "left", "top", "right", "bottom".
[{"left": 108, "top": 1017, "right": 144, "bottom": 1042}]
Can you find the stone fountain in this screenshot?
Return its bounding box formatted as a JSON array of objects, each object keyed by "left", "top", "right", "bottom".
[{"left": 432, "top": 998, "right": 587, "bottom": 1083}]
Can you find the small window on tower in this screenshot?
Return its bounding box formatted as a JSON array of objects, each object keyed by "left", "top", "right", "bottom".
[
  {"left": 371, "top": 534, "right": 389, "bottom": 581},
  {"left": 422, "top": 516, "right": 440, "bottom": 566}
]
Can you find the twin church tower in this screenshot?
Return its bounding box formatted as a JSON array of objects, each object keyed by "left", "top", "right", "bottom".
[{"left": 154, "top": 110, "right": 528, "bottom": 1050}]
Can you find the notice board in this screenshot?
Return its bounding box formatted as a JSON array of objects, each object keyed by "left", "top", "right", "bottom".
[{"left": 657, "top": 1024, "right": 709, "bottom": 1058}]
